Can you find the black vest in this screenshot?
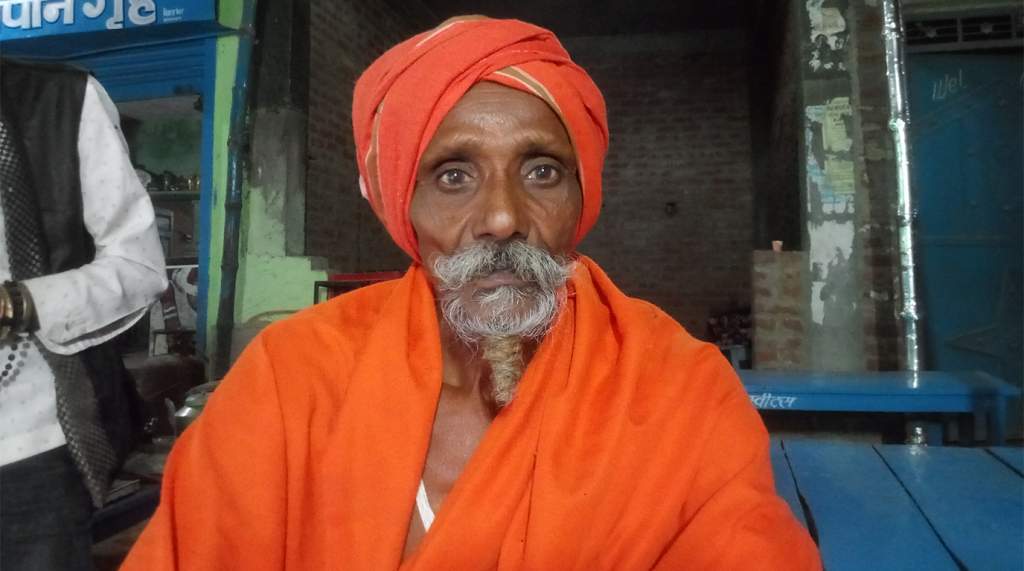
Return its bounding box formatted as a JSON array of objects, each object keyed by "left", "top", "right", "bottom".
[{"left": 1, "top": 59, "right": 142, "bottom": 469}]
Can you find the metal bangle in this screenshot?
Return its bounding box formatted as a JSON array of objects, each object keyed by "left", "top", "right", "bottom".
[
  {"left": 19, "top": 282, "right": 35, "bottom": 333},
  {"left": 2, "top": 281, "right": 35, "bottom": 335},
  {"left": 0, "top": 284, "right": 12, "bottom": 341}
]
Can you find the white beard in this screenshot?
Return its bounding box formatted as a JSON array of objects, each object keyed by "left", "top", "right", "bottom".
[
  {"left": 431, "top": 241, "right": 574, "bottom": 345},
  {"left": 430, "top": 241, "right": 575, "bottom": 406}
]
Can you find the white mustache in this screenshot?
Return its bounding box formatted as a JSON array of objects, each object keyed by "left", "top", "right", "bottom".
[
  {"left": 432, "top": 240, "right": 572, "bottom": 293},
  {"left": 430, "top": 241, "right": 575, "bottom": 344}
]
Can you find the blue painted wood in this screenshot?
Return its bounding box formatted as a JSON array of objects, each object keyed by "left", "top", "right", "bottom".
[
  {"left": 195, "top": 37, "right": 218, "bottom": 358},
  {"left": 740, "top": 370, "right": 1020, "bottom": 443},
  {"left": 1, "top": 21, "right": 227, "bottom": 60},
  {"left": 769, "top": 439, "right": 807, "bottom": 529},
  {"left": 0, "top": 0, "right": 215, "bottom": 42},
  {"left": 877, "top": 445, "right": 1024, "bottom": 571},
  {"left": 741, "top": 370, "right": 1019, "bottom": 409},
  {"left": 988, "top": 447, "right": 1024, "bottom": 477},
  {"left": 72, "top": 41, "right": 208, "bottom": 103},
  {"left": 908, "top": 53, "right": 1023, "bottom": 431},
  {"left": 784, "top": 440, "right": 957, "bottom": 571}
]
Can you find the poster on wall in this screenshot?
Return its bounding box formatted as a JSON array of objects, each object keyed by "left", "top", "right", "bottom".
[{"left": 0, "top": 0, "right": 216, "bottom": 41}]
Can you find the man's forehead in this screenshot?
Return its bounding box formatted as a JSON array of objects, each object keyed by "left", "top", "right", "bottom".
[
  {"left": 447, "top": 82, "right": 561, "bottom": 122},
  {"left": 426, "top": 81, "right": 576, "bottom": 153}
]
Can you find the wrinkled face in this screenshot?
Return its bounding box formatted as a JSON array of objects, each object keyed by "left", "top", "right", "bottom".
[{"left": 411, "top": 82, "right": 582, "bottom": 342}]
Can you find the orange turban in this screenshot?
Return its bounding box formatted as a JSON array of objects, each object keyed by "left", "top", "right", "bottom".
[{"left": 352, "top": 17, "right": 609, "bottom": 262}]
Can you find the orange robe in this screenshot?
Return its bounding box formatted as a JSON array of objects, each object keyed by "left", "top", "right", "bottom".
[{"left": 122, "top": 257, "right": 820, "bottom": 570}]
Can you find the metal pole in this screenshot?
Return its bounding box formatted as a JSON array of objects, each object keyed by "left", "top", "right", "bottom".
[
  {"left": 214, "top": 0, "right": 258, "bottom": 379},
  {"left": 881, "top": 0, "right": 923, "bottom": 371}
]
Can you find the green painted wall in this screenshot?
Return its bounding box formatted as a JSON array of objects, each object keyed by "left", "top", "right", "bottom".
[
  {"left": 234, "top": 146, "right": 327, "bottom": 358},
  {"left": 219, "top": 0, "right": 243, "bottom": 27},
  {"left": 129, "top": 118, "right": 202, "bottom": 176},
  {"left": 202, "top": 33, "right": 236, "bottom": 369},
  {"left": 203, "top": 0, "right": 327, "bottom": 370}
]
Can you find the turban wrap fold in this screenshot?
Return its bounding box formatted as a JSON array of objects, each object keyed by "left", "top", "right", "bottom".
[{"left": 352, "top": 17, "right": 609, "bottom": 262}]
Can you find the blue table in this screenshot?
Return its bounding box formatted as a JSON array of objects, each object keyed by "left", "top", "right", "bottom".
[
  {"left": 989, "top": 446, "right": 1024, "bottom": 476},
  {"left": 741, "top": 370, "right": 1021, "bottom": 444},
  {"left": 772, "top": 440, "right": 1024, "bottom": 570}
]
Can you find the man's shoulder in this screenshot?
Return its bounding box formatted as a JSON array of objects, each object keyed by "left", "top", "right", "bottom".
[
  {"left": 620, "top": 295, "right": 721, "bottom": 366},
  {"left": 580, "top": 258, "right": 736, "bottom": 394},
  {"left": 582, "top": 260, "right": 703, "bottom": 352},
  {"left": 611, "top": 296, "right": 746, "bottom": 418},
  {"left": 258, "top": 277, "right": 404, "bottom": 348},
  {"left": 230, "top": 278, "right": 406, "bottom": 391}
]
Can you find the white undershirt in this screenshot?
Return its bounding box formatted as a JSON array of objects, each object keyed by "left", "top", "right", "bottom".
[
  {"left": 0, "top": 337, "right": 61, "bottom": 467},
  {"left": 0, "top": 76, "right": 167, "bottom": 467},
  {"left": 416, "top": 479, "right": 436, "bottom": 532}
]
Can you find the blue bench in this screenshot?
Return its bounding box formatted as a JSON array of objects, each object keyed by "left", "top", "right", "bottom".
[
  {"left": 772, "top": 439, "right": 1023, "bottom": 570},
  {"left": 741, "top": 370, "right": 1021, "bottom": 444}
]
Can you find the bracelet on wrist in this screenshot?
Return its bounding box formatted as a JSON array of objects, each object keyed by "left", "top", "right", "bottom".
[
  {"left": 0, "top": 284, "right": 13, "bottom": 341},
  {"left": 1, "top": 281, "right": 35, "bottom": 336}
]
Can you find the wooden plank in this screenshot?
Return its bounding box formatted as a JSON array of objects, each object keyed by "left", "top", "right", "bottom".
[
  {"left": 988, "top": 447, "right": 1024, "bottom": 477},
  {"left": 878, "top": 445, "right": 1024, "bottom": 571},
  {"left": 769, "top": 438, "right": 807, "bottom": 529},
  {"left": 784, "top": 440, "right": 957, "bottom": 571}
]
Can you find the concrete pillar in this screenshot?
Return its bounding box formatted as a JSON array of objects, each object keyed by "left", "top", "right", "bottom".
[
  {"left": 752, "top": 0, "right": 901, "bottom": 371},
  {"left": 800, "top": 0, "right": 865, "bottom": 371},
  {"left": 233, "top": 0, "right": 328, "bottom": 360}
]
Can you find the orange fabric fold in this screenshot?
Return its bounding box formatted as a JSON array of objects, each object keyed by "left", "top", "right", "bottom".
[
  {"left": 352, "top": 17, "right": 609, "bottom": 261},
  {"left": 122, "top": 257, "right": 820, "bottom": 570}
]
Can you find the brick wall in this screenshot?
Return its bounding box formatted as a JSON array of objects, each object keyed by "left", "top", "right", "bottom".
[
  {"left": 850, "top": 0, "right": 903, "bottom": 370},
  {"left": 568, "top": 32, "right": 755, "bottom": 336},
  {"left": 306, "top": 0, "right": 435, "bottom": 272},
  {"left": 752, "top": 250, "right": 810, "bottom": 368}
]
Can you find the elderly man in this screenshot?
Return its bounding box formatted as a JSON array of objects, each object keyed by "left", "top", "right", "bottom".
[{"left": 124, "top": 17, "right": 820, "bottom": 570}]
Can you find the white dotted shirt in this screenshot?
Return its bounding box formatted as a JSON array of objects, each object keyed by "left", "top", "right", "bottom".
[{"left": 0, "top": 76, "right": 167, "bottom": 467}]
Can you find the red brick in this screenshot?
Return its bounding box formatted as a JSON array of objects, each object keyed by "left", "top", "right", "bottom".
[
  {"left": 781, "top": 318, "right": 804, "bottom": 332},
  {"left": 755, "top": 317, "right": 777, "bottom": 331}
]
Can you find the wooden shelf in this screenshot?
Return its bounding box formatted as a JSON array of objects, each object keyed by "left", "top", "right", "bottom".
[
  {"left": 148, "top": 192, "right": 199, "bottom": 202},
  {"left": 166, "top": 257, "right": 198, "bottom": 267}
]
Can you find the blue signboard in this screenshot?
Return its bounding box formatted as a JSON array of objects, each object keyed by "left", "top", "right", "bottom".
[{"left": 0, "top": 0, "right": 215, "bottom": 40}]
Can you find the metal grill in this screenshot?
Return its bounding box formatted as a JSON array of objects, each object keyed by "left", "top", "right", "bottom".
[{"left": 905, "top": 9, "right": 1022, "bottom": 52}]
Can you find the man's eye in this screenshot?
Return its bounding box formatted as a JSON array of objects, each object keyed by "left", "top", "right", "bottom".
[
  {"left": 438, "top": 169, "right": 471, "bottom": 187},
  {"left": 526, "top": 164, "right": 562, "bottom": 184}
]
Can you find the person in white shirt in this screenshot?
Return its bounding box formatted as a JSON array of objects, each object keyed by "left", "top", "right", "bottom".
[{"left": 0, "top": 59, "right": 167, "bottom": 571}]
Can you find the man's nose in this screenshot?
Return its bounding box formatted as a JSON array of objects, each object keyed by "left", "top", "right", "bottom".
[{"left": 472, "top": 173, "right": 528, "bottom": 242}]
